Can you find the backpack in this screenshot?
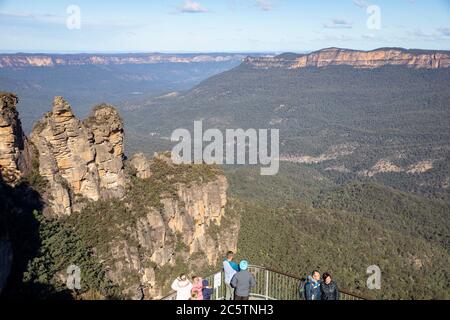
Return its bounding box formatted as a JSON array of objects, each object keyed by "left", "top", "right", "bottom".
[{"left": 298, "top": 278, "right": 307, "bottom": 300}]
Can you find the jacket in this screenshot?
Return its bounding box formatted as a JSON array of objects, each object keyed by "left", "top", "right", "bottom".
[
  {"left": 321, "top": 281, "right": 339, "bottom": 300},
  {"left": 171, "top": 278, "right": 193, "bottom": 300},
  {"left": 230, "top": 270, "right": 256, "bottom": 297},
  {"left": 223, "top": 260, "right": 238, "bottom": 284},
  {"left": 191, "top": 278, "right": 204, "bottom": 300},
  {"left": 202, "top": 279, "right": 214, "bottom": 300},
  {"left": 304, "top": 276, "right": 322, "bottom": 301}
]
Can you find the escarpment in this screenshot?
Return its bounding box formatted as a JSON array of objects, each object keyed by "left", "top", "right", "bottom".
[
  {"left": 245, "top": 47, "right": 450, "bottom": 70},
  {"left": 70, "top": 154, "right": 238, "bottom": 299},
  {"left": 0, "top": 94, "right": 240, "bottom": 299},
  {"left": 0, "top": 93, "right": 32, "bottom": 185},
  {"left": 30, "top": 97, "right": 127, "bottom": 216}
]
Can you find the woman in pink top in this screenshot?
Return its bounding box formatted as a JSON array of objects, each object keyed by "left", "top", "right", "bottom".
[{"left": 191, "top": 276, "right": 204, "bottom": 300}]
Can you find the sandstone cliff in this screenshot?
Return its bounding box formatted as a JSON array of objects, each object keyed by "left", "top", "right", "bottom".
[
  {"left": 0, "top": 93, "right": 32, "bottom": 185},
  {"left": 0, "top": 53, "right": 245, "bottom": 68},
  {"left": 74, "top": 154, "right": 239, "bottom": 299},
  {"left": 0, "top": 94, "right": 240, "bottom": 300},
  {"left": 245, "top": 47, "right": 450, "bottom": 70},
  {"left": 30, "top": 97, "right": 127, "bottom": 216}
]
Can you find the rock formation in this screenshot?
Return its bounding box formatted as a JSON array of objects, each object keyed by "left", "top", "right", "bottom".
[
  {"left": 30, "top": 97, "right": 127, "bottom": 216},
  {"left": 129, "top": 153, "right": 153, "bottom": 179},
  {"left": 0, "top": 93, "right": 32, "bottom": 185},
  {"left": 84, "top": 104, "right": 127, "bottom": 199},
  {"left": 245, "top": 47, "right": 450, "bottom": 70},
  {"left": 104, "top": 154, "right": 238, "bottom": 299},
  {"left": 0, "top": 94, "right": 240, "bottom": 300}
]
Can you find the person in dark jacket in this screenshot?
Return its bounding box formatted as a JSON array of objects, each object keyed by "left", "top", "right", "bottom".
[
  {"left": 202, "top": 279, "right": 214, "bottom": 301},
  {"left": 304, "top": 270, "right": 322, "bottom": 301},
  {"left": 321, "top": 272, "right": 339, "bottom": 300}
]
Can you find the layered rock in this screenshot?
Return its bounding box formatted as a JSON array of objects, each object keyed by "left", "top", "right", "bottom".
[
  {"left": 0, "top": 93, "right": 32, "bottom": 185},
  {"left": 105, "top": 155, "right": 238, "bottom": 299},
  {"left": 84, "top": 105, "right": 127, "bottom": 198},
  {"left": 31, "top": 97, "right": 126, "bottom": 216},
  {"left": 129, "top": 153, "right": 152, "bottom": 179},
  {"left": 245, "top": 47, "right": 450, "bottom": 70},
  {"left": 0, "top": 53, "right": 246, "bottom": 68},
  {"left": 1, "top": 94, "right": 241, "bottom": 300}
]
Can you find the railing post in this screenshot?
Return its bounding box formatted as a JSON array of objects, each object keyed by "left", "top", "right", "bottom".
[{"left": 265, "top": 269, "right": 269, "bottom": 300}]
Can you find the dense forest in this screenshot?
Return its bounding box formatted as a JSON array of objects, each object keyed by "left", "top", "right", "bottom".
[
  {"left": 225, "top": 164, "right": 450, "bottom": 300},
  {"left": 115, "top": 63, "right": 450, "bottom": 299},
  {"left": 123, "top": 65, "right": 450, "bottom": 199}
]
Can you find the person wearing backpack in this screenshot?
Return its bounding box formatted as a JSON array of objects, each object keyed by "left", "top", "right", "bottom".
[{"left": 304, "top": 270, "right": 322, "bottom": 301}]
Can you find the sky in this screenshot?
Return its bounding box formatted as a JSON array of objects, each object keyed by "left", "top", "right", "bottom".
[{"left": 0, "top": 0, "right": 449, "bottom": 53}]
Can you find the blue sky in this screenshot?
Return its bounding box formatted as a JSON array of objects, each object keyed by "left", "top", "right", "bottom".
[{"left": 0, "top": 0, "right": 449, "bottom": 53}]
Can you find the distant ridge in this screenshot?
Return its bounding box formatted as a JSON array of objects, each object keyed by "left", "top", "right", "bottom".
[
  {"left": 0, "top": 52, "right": 248, "bottom": 68},
  {"left": 244, "top": 47, "right": 450, "bottom": 69}
]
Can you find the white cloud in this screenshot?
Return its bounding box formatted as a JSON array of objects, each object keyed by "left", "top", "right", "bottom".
[
  {"left": 178, "top": 0, "right": 208, "bottom": 13},
  {"left": 323, "top": 19, "right": 353, "bottom": 29}
]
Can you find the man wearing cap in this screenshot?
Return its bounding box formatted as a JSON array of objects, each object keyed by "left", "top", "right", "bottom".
[{"left": 230, "top": 260, "right": 256, "bottom": 300}]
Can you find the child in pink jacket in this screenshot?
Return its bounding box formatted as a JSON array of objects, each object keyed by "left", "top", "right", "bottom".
[{"left": 191, "top": 276, "right": 204, "bottom": 300}]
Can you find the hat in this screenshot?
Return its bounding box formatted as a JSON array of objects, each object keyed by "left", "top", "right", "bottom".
[{"left": 240, "top": 260, "right": 249, "bottom": 271}]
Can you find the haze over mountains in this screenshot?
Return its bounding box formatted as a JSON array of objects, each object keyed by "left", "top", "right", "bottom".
[
  {"left": 0, "top": 52, "right": 260, "bottom": 133},
  {"left": 0, "top": 53, "right": 248, "bottom": 68}
]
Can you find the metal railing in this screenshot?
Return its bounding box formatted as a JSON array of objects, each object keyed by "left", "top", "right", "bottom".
[{"left": 161, "top": 265, "right": 366, "bottom": 300}]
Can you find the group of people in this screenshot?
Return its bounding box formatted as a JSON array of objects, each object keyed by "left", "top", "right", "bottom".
[
  {"left": 223, "top": 251, "right": 256, "bottom": 300},
  {"left": 170, "top": 251, "right": 339, "bottom": 301},
  {"left": 302, "top": 270, "right": 340, "bottom": 301},
  {"left": 170, "top": 251, "right": 256, "bottom": 301},
  {"left": 171, "top": 275, "right": 214, "bottom": 301}
]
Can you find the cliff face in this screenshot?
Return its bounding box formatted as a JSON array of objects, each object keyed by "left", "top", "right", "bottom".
[
  {"left": 0, "top": 93, "right": 32, "bottom": 185},
  {"left": 245, "top": 48, "right": 450, "bottom": 70},
  {"left": 0, "top": 94, "right": 240, "bottom": 300},
  {"left": 0, "top": 53, "right": 245, "bottom": 68},
  {"left": 30, "top": 97, "right": 126, "bottom": 216},
  {"left": 103, "top": 155, "right": 238, "bottom": 299}
]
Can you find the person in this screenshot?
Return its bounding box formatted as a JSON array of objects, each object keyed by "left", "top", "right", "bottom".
[
  {"left": 230, "top": 260, "right": 256, "bottom": 300},
  {"left": 171, "top": 274, "right": 193, "bottom": 300},
  {"left": 304, "top": 270, "right": 322, "bottom": 301},
  {"left": 223, "top": 251, "right": 240, "bottom": 300},
  {"left": 191, "top": 276, "right": 204, "bottom": 300},
  {"left": 321, "top": 272, "right": 339, "bottom": 300},
  {"left": 202, "top": 279, "right": 214, "bottom": 301}
]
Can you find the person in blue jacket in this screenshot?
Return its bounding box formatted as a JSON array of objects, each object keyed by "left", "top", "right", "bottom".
[
  {"left": 304, "top": 270, "right": 322, "bottom": 301},
  {"left": 202, "top": 279, "right": 214, "bottom": 300}
]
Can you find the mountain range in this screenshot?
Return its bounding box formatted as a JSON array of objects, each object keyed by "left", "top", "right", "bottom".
[
  {"left": 1, "top": 47, "right": 449, "bottom": 300},
  {"left": 0, "top": 53, "right": 260, "bottom": 133}
]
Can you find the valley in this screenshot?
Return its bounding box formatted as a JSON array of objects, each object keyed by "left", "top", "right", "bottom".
[{"left": 1, "top": 47, "right": 449, "bottom": 300}]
